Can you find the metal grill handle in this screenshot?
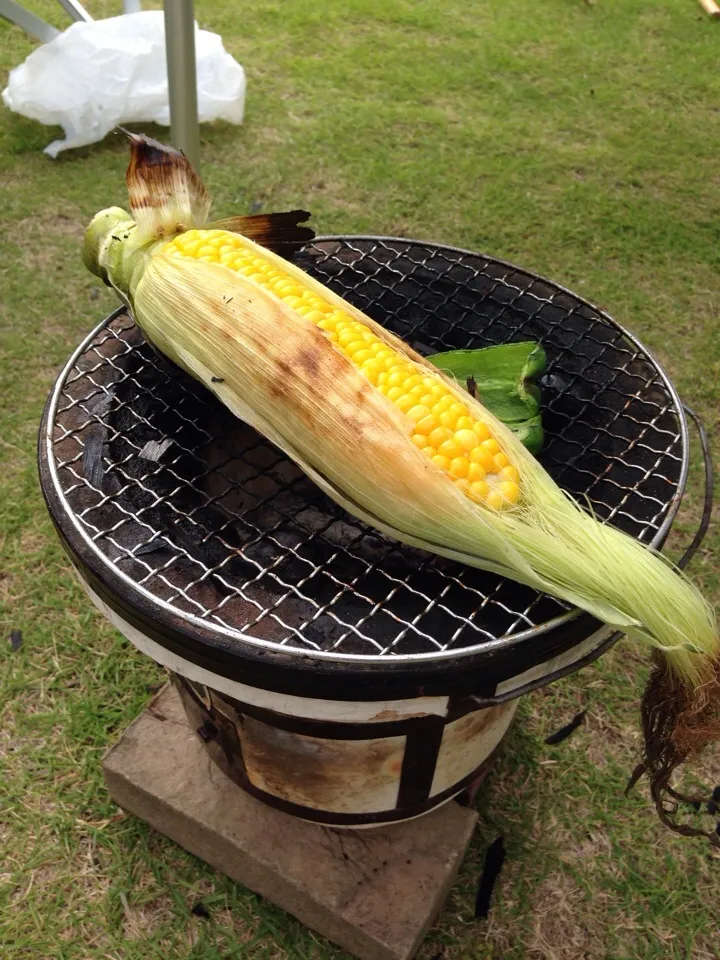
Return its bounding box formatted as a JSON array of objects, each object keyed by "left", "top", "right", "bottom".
[{"left": 677, "top": 405, "right": 714, "bottom": 571}]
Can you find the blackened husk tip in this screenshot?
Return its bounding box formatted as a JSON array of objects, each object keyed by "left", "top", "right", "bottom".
[{"left": 125, "top": 133, "right": 211, "bottom": 241}]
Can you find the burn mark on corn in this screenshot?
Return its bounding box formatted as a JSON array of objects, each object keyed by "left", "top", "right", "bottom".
[
  {"left": 267, "top": 359, "right": 295, "bottom": 399},
  {"left": 295, "top": 346, "right": 321, "bottom": 379}
]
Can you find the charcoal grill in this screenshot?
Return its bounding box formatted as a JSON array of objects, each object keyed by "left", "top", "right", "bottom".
[{"left": 39, "top": 237, "right": 708, "bottom": 826}]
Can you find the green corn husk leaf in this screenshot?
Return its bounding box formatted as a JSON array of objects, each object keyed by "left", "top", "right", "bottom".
[
  {"left": 428, "top": 342, "right": 546, "bottom": 453},
  {"left": 82, "top": 135, "right": 720, "bottom": 845}
]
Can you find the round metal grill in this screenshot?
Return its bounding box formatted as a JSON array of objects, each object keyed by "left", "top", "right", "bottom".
[{"left": 42, "top": 237, "right": 687, "bottom": 663}]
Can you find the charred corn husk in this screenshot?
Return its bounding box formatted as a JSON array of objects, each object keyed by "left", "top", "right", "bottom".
[{"left": 83, "top": 135, "right": 720, "bottom": 843}]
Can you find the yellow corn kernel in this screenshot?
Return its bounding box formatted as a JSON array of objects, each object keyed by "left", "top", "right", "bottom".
[
  {"left": 448, "top": 402, "right": 468, "bottom": 419},
  {"left": 353, "top": 349, "right": 375, "bottom": 365},
  {"left": 433, "top": 395, "right": 454, "bottom": 413},
  {"left": 454, "top": 429, "right": 477, "bottom": 451},
  {"left": 438, "top": 438, "right": 462, "bottom": 460},
  {"left": 448, "top": 457, "right": 469, "bottom": 479},
  {"left": 499, "top": 480, "right": 520, "bottom": 503},
  {"left": 407, "top": 404, "right": 431, "bottom": 422},
  {"left": 361, "top": 360, "right": 384, "bottom": 384},
  {"left": 500, "top": 465, "right": 519, "bottom": 484},
  {"left": 474, "top": 421, "right": 491, "bottom": 441},
  {"left": 427, "top": 426, "right": 451, "bottom": 448},
  {"left": 415, "top": 415, "right": 437, "bottom": 436},
  {"left": 469, "top": 447, "right": 495, "bottom": 472},
  {"left": 467, "top": 462, "right": 486, "bottom": 483},
  {"left": 438, "top": 410, "right": 460, "bottom": 429},
  {"left": 486, "top": 489, "right": 504, "bottom": 510},
  {"left": 470, "top": 479, "right": 490, "bottom": 500}
]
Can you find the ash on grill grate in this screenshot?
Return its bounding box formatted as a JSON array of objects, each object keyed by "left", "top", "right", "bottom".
[{"left": 48, "top": 239, "right": 685, "bottom": 659}]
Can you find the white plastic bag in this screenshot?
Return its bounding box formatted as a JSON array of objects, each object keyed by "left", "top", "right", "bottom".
[{"left": 2, "top": 11, "right": 246, "bottom": 158}]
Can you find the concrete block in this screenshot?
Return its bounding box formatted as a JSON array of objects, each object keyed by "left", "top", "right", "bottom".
[{"left": 103, "top": 685, "right": 478, "bottom": 960}]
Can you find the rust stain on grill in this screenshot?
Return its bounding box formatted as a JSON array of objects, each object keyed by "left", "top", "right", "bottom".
[
  {"left": 237, "top": 715, "right": 405, "bottom": 813},
  {"left": 453, "top": 704, "right": 505, "bottom": 741},
  {"left": 368, "top": 708, "right": 432, "bottom": 722},
  {"left": 430, "top": 701, "right": 518, "bottom": 798}
]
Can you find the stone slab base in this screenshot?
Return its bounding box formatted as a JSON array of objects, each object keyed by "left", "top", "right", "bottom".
[{"left": 103, "top": 685, "right": 478, "bottom": 960}]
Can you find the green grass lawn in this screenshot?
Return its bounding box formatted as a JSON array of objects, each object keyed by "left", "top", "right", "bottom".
[{"left": 2, "top": 1, "right": 720, "bottom": 957}]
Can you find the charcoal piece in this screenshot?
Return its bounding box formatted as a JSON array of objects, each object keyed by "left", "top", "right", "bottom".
[
  {"left": 82, "top": 423, "right": 107, "bottom": 487},
  {"left": 133, "top": 540, "right": 171, "bottom": 558},
  {"left": 170, "top": 520, "right": 230, "bottom": 570},
  {"left": 475, "top": 836, "right": 505, "bottom": 919},
  {"left": 9, "top": 629, "right": 23, "bottom": 651},
  {"left": 87, "top": 389, "right": 114, "bottom": 417},
  {"left": 191, "top": 902, "right": 210, "bottom": 919},
  {"left": 545, "top": 710, "right": 586, "bottom": 745},
  {"left": 138, "top": 438, "right": 173, "bottom": 462}
]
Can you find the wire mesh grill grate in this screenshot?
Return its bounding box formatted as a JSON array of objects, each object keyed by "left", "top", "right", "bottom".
[{"left": 47, "top": 238, "right": 686, "bottom": 660}]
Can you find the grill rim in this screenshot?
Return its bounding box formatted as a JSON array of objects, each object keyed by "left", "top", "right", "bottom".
[{"left": 40, "top": 235, "right": 689, "bottom": 673}]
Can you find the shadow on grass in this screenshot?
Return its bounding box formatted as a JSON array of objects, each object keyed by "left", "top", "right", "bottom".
[{"left": 2, "top": 110, "right": 245, "bottom": 164}]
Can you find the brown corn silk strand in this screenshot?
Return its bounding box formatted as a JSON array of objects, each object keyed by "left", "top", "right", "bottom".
[{"left": 637, "top": 653, "right": 720, "bottom": 845}]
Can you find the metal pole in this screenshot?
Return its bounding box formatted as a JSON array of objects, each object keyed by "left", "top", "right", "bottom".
[
  {"left": 56, "top": 0, "right": 92, "bottom": 21},
  {"left": 163, "top": 0, "right": 200, "bottom": 170},
  {"left": 0, "top": 0, "right": 60, "bottom": 42}
]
